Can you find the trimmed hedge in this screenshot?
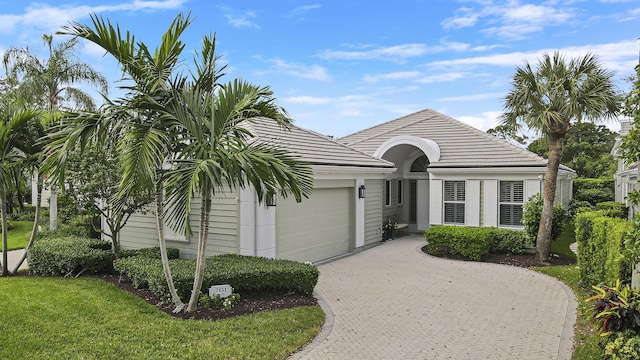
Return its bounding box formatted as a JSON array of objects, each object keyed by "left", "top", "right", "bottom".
[
  {"left": 573, "top": 178, "right": 615, "bottom": 206},
  {"left": 424, "top": 226, "right": 528, "bottom": 261},
  {"left": 114, "top": 254, "right": 319, "bottom": 301},
  {"left": 595, "top": 201, "right": 628, "bottom": 219},
  {"left": 28, "top": 237, "right": 114, "bottom": 277},
  {"left": 120, "top": 247, "right": 180, "bottom": 260},
  {"left": 576, "top": 210, "right": 633, "bottom": 287}
]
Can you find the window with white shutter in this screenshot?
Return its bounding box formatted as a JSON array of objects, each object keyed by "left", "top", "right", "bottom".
[
  {"left": 444, "top": 181, "right": 465, "bottom": 224},
  {"left": 499, "top": 181, "right": 524, "bottom": 226}
]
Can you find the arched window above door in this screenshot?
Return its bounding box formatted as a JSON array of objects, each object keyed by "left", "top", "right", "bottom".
[{"left": 410, "top": 155, "right": 430, "bottom": 173}]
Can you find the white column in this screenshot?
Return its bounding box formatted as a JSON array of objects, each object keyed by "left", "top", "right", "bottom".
[
  {"left": 239, "top": 188, "right": 256, "bottom": 256},
  {"left": 355, "top": 179, "right": 365, "bottom": 248},
  {"left": 429, "top": 179, "right": 442, "bottom": 226},
  {"left": 466, "top": 180, "right": 481, "bottom": 226},
  {"left": 417, "top": 180, "right": 430, "bottom": 231},
  {"left": 484, "top": 180, "right": 498, "bottom": 227},
  {"left": 255, "top": 200, "right": 276, "bottom": 258}
]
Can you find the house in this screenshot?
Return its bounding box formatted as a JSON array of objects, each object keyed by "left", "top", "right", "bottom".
[
  {"left": 613, "top": 117, "right": 638, "bottom": 219},
  {"left": 118, "top": 108, "right": 575, "bottom": 263}
]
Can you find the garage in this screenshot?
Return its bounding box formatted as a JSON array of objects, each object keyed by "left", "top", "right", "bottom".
[{"left": 276, "top": 187, "right": 353, "bottom": 263}]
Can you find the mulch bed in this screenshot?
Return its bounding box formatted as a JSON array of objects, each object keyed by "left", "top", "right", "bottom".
[
  {"left": 420, "top": 245, "right": 576, "bottom": 268},
  {"left": 96, "top": 273, "right": 318, "bottom": 321}
]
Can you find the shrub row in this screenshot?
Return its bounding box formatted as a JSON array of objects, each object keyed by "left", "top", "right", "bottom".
[
  {"left": 28, "top": 237, "right": 114, "bottom": 277},
  {"left": 120, "top": 247, "right": 180, "bottom": 260},
  {"left": 114, "top": 254, "right": 319, "bottom": 301},
  {"left": 424, "top": 226, "right": 529, "bottom": 261},
  {"left": 573, "top": 177, "right": 615, "bottom": 206},
  {"left": 595, "top": 201, "right": 628, "bottom": 219},
  {"left": 576, "top": 210, "right": 633, "bottom": 287}
]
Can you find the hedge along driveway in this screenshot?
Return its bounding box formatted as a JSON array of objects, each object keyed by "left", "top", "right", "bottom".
[{"left": 0, "top": 277, "right": 324, "bottom": 359}]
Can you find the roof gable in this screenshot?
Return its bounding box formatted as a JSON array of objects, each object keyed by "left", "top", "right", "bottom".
[{"left": 339, "top": 108, "right": 554, "bottom": 168}]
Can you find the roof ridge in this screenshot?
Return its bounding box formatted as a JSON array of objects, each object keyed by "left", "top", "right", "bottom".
[{"left": 338, "top": 108, "right": 428, "bottom": 145}]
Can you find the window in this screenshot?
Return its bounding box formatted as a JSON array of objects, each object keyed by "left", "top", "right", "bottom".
[
  {"left": 499, "top": 181, "right": 524, "bottom": 226},
  {"left": 410, "top": 155, "right": 430, "bottom": 173},
  {"left": 397, "top": 180, "right": 403, "bottom": 205},
  {"left": 444, "top": 181, "right": 465, "bottom": 224},
  {"left": 385, "top": 180, "right": 391, "bottom": 206}
]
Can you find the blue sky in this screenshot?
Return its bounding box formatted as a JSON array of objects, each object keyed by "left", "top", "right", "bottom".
[{"left": 0, "top": 0, "right": 638, "bottom": 137}]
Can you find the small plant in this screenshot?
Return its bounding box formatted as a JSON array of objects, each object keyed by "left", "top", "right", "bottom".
[
  {"left": 587, "top": 280, "right": 640, "bottom": 336},
  {"left": 198, "top": 292, "right": 240, "bottom": 310},
  {"left": 522, "top": 193, "right": 569, "bottom": 243},
  {"left": 382, "top": 218, "right": 397, "bottom": 231},
  {"left": 603, "top": 330, "right": 640, "bottom": 360}
]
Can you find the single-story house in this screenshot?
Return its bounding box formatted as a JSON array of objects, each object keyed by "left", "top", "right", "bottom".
[
  {"left": 115, "top": 108, "right": 575, "bottom": 263},
  {"left": 613, "top": 117, "right": 638, "bottom": 219}
]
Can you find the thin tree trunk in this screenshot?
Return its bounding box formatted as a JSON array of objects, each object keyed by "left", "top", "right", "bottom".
[
  {"left": 187, "top": 183, "right": 211, "bottom": 312},
  {"left": 1, "top": 197, "right": 9, "bottom": 276},
  {"left": 154, "top": 179, "right": 184, "bottom": 312},
  {"left": 536, "top": 133, "right": 564, "bottom": 263},
  {"left": 11, "top": 177, "right": 42, "bottom": 273}
]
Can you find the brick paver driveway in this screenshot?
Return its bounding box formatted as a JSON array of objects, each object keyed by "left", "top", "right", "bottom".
[{"left": 291, "top": 234, "right": 576, "bottom": 360}]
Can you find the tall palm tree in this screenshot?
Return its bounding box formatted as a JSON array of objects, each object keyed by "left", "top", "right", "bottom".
[
  {"left": 502, "top": 52, "right": 618, "bottom": 263},
  {"left": 0, "top": 104, "right": 40, "bottom": 276},
  {"left": 3, "top": 34, "right": 109, "bottom": 231}
]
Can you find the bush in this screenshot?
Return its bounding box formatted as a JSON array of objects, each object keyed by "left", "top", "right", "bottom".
[
  {"left": 0, "top": 220, "right": 14, "bottom": 232},
  {"left": 596, "top": 202, "right": 628, "bottom": 219},
  {"left": 588, "top": 280, "right": 640, "bottom": 336},
  {"left": 522, "top": 194, "right": 569, "bottom": 243},
  {"left": 573, "top": 178, "right": 615, "bottom": 206},
  {"left": 576, "top": 211, "right": 633, "bottom": 286},
  {"left": 28, "top": 237, "right": 114, "bottom": 277},
  {"left": 424, "top": 226, "right": 528, "bottom": 260},
  {"left": 114, "top": 254, "right": 319, "bottom": 301},
  {"left": 604, "top": 330, "right": 640, "bottom": 360},
  {"left": 568, "top": 199, "right": 594, "bottom": 217},
  {"left": 120, "top": 247, "right": 180, "bottom": 260}
]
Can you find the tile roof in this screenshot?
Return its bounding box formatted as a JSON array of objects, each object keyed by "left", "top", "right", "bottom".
[
  {"left": 244, "top": 117, "right": 394, "bottom": 168},
  {"left": 339, "top": 108, "right": 569, "bottom": 169}
]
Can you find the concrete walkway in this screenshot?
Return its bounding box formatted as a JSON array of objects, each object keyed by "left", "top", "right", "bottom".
[
  {"left": 3, "top": 249, "right": 28, "bottom": 271},
  {"left": 292, "top": 235, "right": 577, "bottom": 360}
]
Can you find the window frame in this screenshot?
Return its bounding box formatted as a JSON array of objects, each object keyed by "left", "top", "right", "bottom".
[
  {"left": 499, "top": 180, "right": 524, "bottom": 227},
  {"left": 397, "top": 180, "right": 403, "bottom": 205},
  {"left": 385, "top": 180, "right": 391, "bottom": 206},
  {"left": 443, "top": 181, "right": 465, "bottom": 224}
]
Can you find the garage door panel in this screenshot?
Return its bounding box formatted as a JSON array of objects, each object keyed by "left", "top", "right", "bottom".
[{"left": 276, "top": 188, "right": 351, "bottom": 263}]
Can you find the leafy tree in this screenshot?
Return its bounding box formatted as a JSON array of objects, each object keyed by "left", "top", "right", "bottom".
[
  {"left": 486, "top": 123, "right": 529, "bottom": 145},
  {"left": 527, "top": 122, "right": 617, "bottom": 178},
  {"left": 502, "top": 52, "right": 619, "bottom": 263},
  {"left": 3, "top": 34, "right": 108, "bottom": 231}
]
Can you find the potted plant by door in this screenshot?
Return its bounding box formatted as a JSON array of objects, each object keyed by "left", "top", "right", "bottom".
[{"left": 382, "top": 218, "right": 398, "bottom": 241}]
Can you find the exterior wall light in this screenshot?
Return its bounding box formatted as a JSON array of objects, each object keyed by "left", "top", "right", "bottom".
[
  {"left": 358, "top": 184, "right": 366, "bottom": 199},
  {"left": 266, "top": 192, "right": 277, "bottom": 207}
]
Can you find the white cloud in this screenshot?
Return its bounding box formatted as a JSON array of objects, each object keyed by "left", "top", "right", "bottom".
[
  {"left": 285, "top": 4, "right": 321, "bottom": 19},
  {"left": 416, "top": 72, "right": 476, "bottom": 84},
  {"left": 284, "top": 96, "right": 332, "bottom": 105},
  {"left": 317, "top": 44, "right": 430, "bottom": 61},
  {"left": 225, "top": 11, "right": 260, "bottom": 29},
  {"left": 438, "top": 92, "right": 505, "bottom": 102},
  {"left": 363, "top": 71, "right": 422, "bottom": 83},
  {"left": 458, "top": 111, "right": 503, "bottom": 131},
  {"left": 262, "top": 59, "right": 331, "bottom": 81}
]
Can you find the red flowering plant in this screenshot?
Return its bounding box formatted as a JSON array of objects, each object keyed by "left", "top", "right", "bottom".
[{"left": 587, "top": 280, "right": 640, "bottom": 336}]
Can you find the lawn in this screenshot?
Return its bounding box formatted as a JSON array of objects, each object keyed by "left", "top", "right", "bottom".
[
  {"left": 550, "top": 221, "right": 577, "bottom": 259},
  {"left": 0, "top": 277, "right": 324, "bottom": 359},
  {"left": 0, "top": 221, "right": 33, "bottom": 251}
]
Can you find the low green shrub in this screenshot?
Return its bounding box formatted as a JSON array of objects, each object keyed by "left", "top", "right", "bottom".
[
  {"left": 114, "top": 254, "right": 319, "bottom": 301},
  {"left": 28, "top": 237, "right": 114, "bottom": 277},
  {"left": 120, "top": 247, "right": 180, "bottom": 260},
  {"left": 0, "top": 220, "right": 14, "bottom": 232},
  {"left": 424, "top": 226, "right": 528, "bottom": 260},
  {"left": 522, "top": 194, "right": 569, "bottom": 243},
  {"left": 568, "top": 199, "right": 594, "bottom": 217},
  {"left": 588, "top": 280, "right": 640, "bottom": 336},
  {"left": 604, "top": 330, "right": 640, "bottom": 360},
  {"left": 576, "top": 211, "right": 633, "bottom": 287},
  {"left": 573, "top": 178, "right": 615, "bottom": 206},
  {"left": 596, "top": 201, "right": 628, "bottom": 219}
]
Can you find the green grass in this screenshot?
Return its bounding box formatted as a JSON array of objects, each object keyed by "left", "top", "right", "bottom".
[
  {"left": 0, "top": 277, "right": 324, "bottom": 359},
  {"left": 0, "top": 221, "right": 34, "bottom": 251},
  {"left": 551, "top": 221, "right": 577, "bottom": 259},
  {"left": 533, "top": 265, "right": 603, "bottom": 360}
]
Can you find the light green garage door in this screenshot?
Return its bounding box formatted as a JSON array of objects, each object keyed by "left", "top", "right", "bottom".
[{"left": 276, "top": 188, "right": 352, "bottom": 263}]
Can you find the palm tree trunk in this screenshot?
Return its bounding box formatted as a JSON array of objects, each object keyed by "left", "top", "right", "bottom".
[
  {"left": 536, "top": 133, "right": 564, "bottom": 263},
  {"left": 11, "top": 176, "right": 43, "bottom": 273},
  {"left": 1, "top": 197, "right": 9, "bottom": 276},
  {"left": 187, "top": 182, "right": 212, "bottom": 312},
  {"left": 154, "top": 179, "right": 184, "bottom": 312}
]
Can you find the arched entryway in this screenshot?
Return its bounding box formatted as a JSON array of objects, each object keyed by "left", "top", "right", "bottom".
[{"left": 374, "top": 136, "right": 440, "bottom": 233}]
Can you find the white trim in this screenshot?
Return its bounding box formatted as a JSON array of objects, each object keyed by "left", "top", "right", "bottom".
[
  {"left": 374, "top": 135, "right": 441, "bottom": 162},
  {"left": 355, "top": 179, "right": 365, "bottom": 248},
  {"left": 256, "top": 202, "right": 276, "bottom": 258},
  {"left": 239, "top": 187, "right": 256, "bottom": 256},
  {"left": 430, "top": 179, "right": 443, "bottom": 225},
  {"left": 466, "top": 180, "right": 480, "bottom": 226},
  {"left": 483, "top": 180, "right": 498, "bottom": 227}
]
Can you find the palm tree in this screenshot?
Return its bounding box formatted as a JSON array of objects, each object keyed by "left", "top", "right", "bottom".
[
  {"left": 54, "top": 14, "right": 192, "bottom": 311},
  {"left": 0, "top": 104, "right": 40, "bottom": 276},
  {"left": 3, "top": 34, "right": 109, "bottom": 231},
  {"left": 163, "top": 64, "right": 314, "bottom": 312},
  {"left": 502, "top": 52, "right": 618, "bottom": 263}
]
